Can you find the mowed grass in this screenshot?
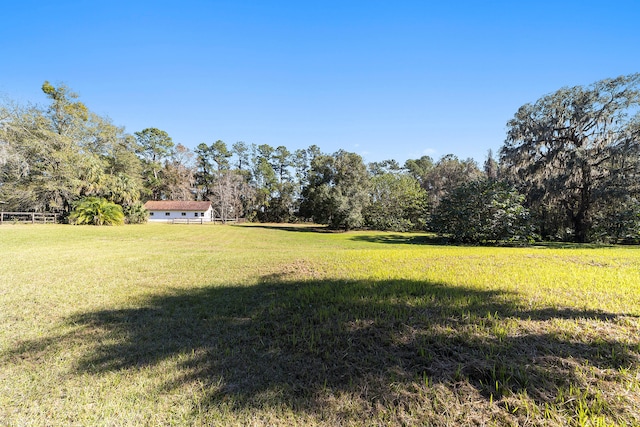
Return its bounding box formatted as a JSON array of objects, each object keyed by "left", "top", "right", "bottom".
[{"left": 1, "top": 224, "right": 639, "bottom": 426}]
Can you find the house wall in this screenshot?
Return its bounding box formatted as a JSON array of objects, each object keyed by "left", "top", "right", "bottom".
[{"left": 148, "top": 207, "right": 213, "bottom": 222}]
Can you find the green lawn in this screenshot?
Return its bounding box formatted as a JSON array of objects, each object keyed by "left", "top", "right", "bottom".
[{"left": 1, "top": 223, "right": 639, "bottom": 426}]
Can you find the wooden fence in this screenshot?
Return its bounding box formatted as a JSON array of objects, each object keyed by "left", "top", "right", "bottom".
[
  {"left": 0, "top": 211, "right": 58, "bottom": 224},
  {"left": 170, "top": 218, "right": 207, "bottom": 224},
  {"left": 170, "top": 217, "right": 247, "bottom": 225}
]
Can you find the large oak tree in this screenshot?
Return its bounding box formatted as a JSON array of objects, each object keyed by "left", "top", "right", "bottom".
[
  {"left": 501, "top": 74, "right": 640, "bottom": 242},
  {"left": 300, "top": 150, "right": 370, "bottom": 230}
]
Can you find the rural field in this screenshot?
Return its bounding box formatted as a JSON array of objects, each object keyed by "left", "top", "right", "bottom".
[{"left": 1, "top": 223, "right": 639, "bottom": 426}]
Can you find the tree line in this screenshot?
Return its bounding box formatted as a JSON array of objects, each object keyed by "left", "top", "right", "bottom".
[{"left": 1, "top": 74, "right": 639, "bottom": 243}]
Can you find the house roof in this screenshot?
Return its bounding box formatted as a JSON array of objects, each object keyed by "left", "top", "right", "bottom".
[{"left": 143, "top": 201, "right": 212, "bottom": 211}]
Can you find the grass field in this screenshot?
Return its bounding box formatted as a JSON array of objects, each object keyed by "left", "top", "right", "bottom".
[{"left": 1, "top": 223, "right": 639, "bottom": 426}]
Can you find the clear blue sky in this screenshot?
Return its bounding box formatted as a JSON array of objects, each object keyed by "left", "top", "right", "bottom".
[{"left": 1, "top": 0, "right": 638, "bottom": 165}]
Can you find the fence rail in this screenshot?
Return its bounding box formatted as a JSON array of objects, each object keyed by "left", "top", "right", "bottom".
[
  {"left": 170, "top": 218, "right": 206, "bottom": 224},
  {"left": 170, "top": 217, "right": 246, "bottom": 225},
  {"left": 0, "top": 211, "right": 58, "bottom": 224}
]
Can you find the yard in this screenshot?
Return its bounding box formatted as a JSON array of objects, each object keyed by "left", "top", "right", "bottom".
[{"left": 1, "top": 223, "right": 639, "bottom": 426}]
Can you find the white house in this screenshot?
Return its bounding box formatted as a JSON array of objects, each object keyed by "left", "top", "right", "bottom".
[{"left": 143, "top": 201, "right": 213, "bottom": 222}]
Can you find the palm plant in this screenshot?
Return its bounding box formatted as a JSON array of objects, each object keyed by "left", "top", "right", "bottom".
[
  {"left": 123, "top": 202, "right": 149, "bottom": 224},
  {"left": 69, "top": 197, "right": 124, "bottom": 226}
]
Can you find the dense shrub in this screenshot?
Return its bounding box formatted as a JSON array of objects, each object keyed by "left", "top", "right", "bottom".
[
  {"left": 123, "top": 202, "right": 149, "bottom": 224},
  {"left": 300, "top": 151, "right": 370, "bottom": 230},
  {"left": 592, "top": 197, "right": 640, "bottom": 243},
  {"left": 431, "top": 180, "right": 532, "bottom": 244},
  {"left": 364, "top": 173, "right": 428, "bottom": 231}
]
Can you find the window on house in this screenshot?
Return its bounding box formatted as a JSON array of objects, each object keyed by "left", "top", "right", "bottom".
[
  {"left": 181, "top": 212, "right": 186, "bottom": 216},
  {"left": 149, "top": 212, "right": 154, "bottom": 216},
  {"left": 165, "top": 212, "right": 170, "bottom": 216},
  {"left": 194, "top": 212, "right": 199, "bottom": 217}
]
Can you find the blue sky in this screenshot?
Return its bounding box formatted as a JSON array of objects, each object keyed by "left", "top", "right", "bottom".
[{"left": 1, "top": 0, "right": 639, "bottom": 165}]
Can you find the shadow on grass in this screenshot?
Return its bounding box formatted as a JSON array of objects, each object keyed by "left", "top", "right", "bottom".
[
  {"left": 532, "top": 241, "right": 618, "bottom": 249},
  {"left": 349, "top": 234, "right": 444, "bottom": 245},
  {"left": 349, "top": 234, "right": 542, "bottom": 248},
  {"left": 236, "top": 224, "right": 436, "bottom": 242},
  {"left": 229, "top": 223, "right": 639, "bottom": 249},
  {"left": 351, "top": 234, "right": 638, "bottom": 249},
  {"left": 6, "top": 277, "right": 640, "bottom": 421},
  {"left": 242, "top": 224, "right": 447, "bottom": 245},
  {"left": 234, "top": 223, "right": 335, "bottom": 233}
]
